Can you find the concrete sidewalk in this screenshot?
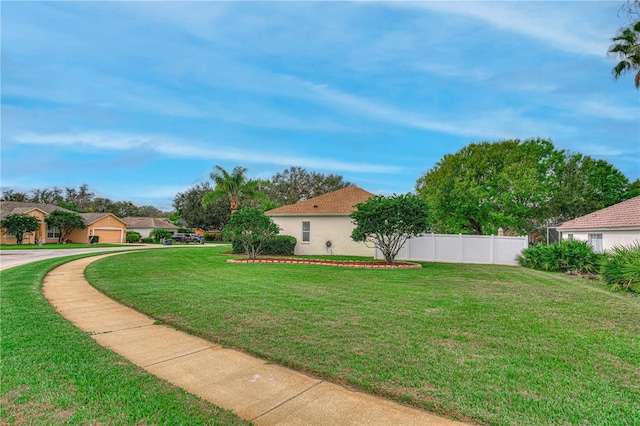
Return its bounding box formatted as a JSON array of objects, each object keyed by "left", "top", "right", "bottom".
[{"left": 43, "top": 254, "right": 468, "bottom": 426}]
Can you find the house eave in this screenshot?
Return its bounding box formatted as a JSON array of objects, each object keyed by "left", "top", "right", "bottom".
[
  {"left": 266, "top": 213, "right": 352, "bottom": 217},
  {"left": 558, "top": 226, "right": 640, "bottom": 233}
]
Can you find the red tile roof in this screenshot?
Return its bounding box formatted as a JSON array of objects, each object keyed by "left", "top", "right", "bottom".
[
  {"left": 557, "top": 196, "right": 640, "bottom": 230},
  {"left": 266, "top": 185, "right": 374, "bottom": 215}
]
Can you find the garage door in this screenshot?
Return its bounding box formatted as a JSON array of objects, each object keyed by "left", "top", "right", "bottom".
[{"left": 93, "top": 229, "right": 122, "bottom": 243}]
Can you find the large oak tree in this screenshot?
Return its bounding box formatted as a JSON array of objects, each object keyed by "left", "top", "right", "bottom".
[{"left": 416, "top": 139, "right": 630, "bottom": 236}]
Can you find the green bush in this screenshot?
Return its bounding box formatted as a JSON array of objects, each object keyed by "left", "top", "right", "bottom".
[
  {"left": 518, "top": 239, "right": 600, "bottom": 274},
  {"left": 149, "top": 228, "right": 172, "bottom": 243},
  {"left": 232, "top": 235, "right": 297, "bottom": 256},
  {"left": 204, "top": 233, "right": 222, "bottom": 242},
  {"left": 126, "top": 231, "right": 142, "bottom": 243},
  {"left": 600, "top": 243, "right": 640, "bottom": 293},
  {"left": 89, "top": 235, "right": 99, "bottom": 244},
  {"left": 263, "top": 235, "right": 297, "bottom": 255},
  {"left": 141, "top": 237, "right": 154, "bottom": 244},
  {"left": 231, "top": 238, "right": 244, "bottom": 254}
]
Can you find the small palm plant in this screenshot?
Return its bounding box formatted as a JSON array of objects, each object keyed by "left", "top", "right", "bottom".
[{"left": 600, "top": 243, "right": 640, "bottom": 293}]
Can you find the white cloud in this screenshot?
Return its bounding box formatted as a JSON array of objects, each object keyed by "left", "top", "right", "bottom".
[
  {"left": 577, "top": 99, "right": 639, "bottom": 121},
  {"left": 297, "top": 79, "right": 576, "bottom": 141},
  {"left": 393, "top": 1, "right": 615, "bottom": 58},
  {"left": 416, "top": 63, "right": 492, "bottom": 81},
  {"left": 580, "top": 143, "right": 638, "bottom": 158},
  {"left": 10, "top": 131, "right": 401, "bottom": 174}
]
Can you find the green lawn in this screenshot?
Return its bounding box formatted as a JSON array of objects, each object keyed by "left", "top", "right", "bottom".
[
  {"left": 0, "top": 255, "right": 251, "bottom": 425},
  {"left": 84, "top": 247, "right": 640, "bottom": 426}
]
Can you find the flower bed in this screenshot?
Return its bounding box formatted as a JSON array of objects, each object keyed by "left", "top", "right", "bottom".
[{"left": 227, "top": 258, "right": 421, "bottom": 269}]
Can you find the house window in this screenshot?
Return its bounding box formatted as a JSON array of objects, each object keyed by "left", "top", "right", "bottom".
[
  {"left": 302, "top": 221, "right": 310, "bottom": 242},
  {"left": 567, "top": 234, "right": 574, "bottom": 241},
  {"left": 47, "top": 226, "right": 61, "bottom": 239},
  {"left": 588, "top": 234, "right": 603, "bottom": 253}
]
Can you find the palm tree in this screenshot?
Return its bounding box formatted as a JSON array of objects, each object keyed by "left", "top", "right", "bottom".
[
  {"left": 608, "top": 20, "right": 640, "bottom": 88},
  {"left": 202, "top": 165, "right": 261, "bottom": 214}
]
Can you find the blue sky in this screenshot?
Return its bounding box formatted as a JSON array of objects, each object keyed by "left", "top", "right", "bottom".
[{"left": 2, "top": 1, "right": 639, "bottom": 211}]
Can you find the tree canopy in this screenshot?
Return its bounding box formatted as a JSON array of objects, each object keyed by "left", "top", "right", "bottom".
[
  {"left": 350, "top": 193, "right": 431, "bottom": 264},
  {"left": 173, "top": 182, "right": 229, "bottom": 230},
  {"left": 415, "top": 139, "right": 631, "bottom": 236},
  {"left": 222, "top": 207, "right": 280, "bottom": 259},
  {"left": 608, "top": 19, "right": 640, "bottom": 88},
  {"left": 45, "top": 210, "right": 86, "bottom": 243},
  {"left": 263, "top": 166, "right": 351, "bottom": 206},
  {"left": 1, "top": 184, "right": 168, "bottom": 218},
  {"left": 203, "top": 166, "right": 262, "bottom": 214},
  {"left": 0, "top": 213, "right": 40, "bottom": 245}
]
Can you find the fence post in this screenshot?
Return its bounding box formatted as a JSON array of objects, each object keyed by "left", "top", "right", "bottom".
[{"left": 490, "top": 234, "right": 495, "bottom": 264}]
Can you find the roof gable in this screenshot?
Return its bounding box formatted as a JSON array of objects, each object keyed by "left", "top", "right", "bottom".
[
  {"left": 266, "top": 185, "right": 374, "bottom": 215},
  {"left": 121, "top": 217, "right": 179, "bottom": 229},
  {"left": 0, "top": 201, "right": 75, "bottom": 220},
  {"left": 557, "top": 196, "right": 640, "bottom": 230},
  {"left": 79, "top": 212, "right": 127, "bottom": 226}
]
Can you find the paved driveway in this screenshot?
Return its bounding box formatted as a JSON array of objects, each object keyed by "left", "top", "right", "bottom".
[
  {"left": 0, "top": 245, "right": 155, "bottom": 270},
  {"left": 0, "top": 244, "right": 220, "bottom": 270}
]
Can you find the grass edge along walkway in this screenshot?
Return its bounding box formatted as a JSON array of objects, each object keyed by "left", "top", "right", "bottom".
[{"left": 0, "top": 254, "right": 251, "bottom": 425}]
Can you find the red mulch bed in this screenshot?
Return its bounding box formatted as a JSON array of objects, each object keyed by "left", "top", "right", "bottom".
[{"left": 226, "top": 257, "right": 421, "bottom": 269}]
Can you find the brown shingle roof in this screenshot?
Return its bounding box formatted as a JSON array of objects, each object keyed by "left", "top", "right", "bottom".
[
  {"left": 0, "top": 201, "right": 74, "bottom": 220},
  {"left": 266, "top": 185, "right": 374, "bottom": 216},
  {"left": 557, "top": 196, "right": 640, "bottom": 231},
  {"left": 121, "top": 217, "right": 179, "bottom": 230},
  {"left": 0, "top": 201, "right": 125, "bottom": 226},
  {"left": 80, "top": 213, "right": 126, "bottom": 226}
]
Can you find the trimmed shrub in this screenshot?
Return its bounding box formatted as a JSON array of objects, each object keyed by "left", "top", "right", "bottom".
[
  {"left": 141, "top": 237, "right": 154, "bottom": 244},
  {"left": 232, "top": 235, "right": 297, "bottom": 256},
  {"left": 518, "top": 239, "right": 600, "bottom": 274},
  {"left": 262, "top": 235, "right": 297, "bottom": 255},
  {"left": 126, "top": 231, "right": 142, "bottom": 243},
  {"left": 231, "top": 238, "right": 244, "bottom": 254},
  {"left": 600, "top": 243, "right": 640, "bottom": 293}
]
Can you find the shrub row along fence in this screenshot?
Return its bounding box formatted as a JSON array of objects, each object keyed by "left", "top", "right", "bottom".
[{"left": 377, "top": 233, "right": 529, "bottom": 266}]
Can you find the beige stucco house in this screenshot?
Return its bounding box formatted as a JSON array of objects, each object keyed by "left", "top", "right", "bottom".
[
  {"left": 557, "top": 195, "right": 640, "bottom": 253},
  {"left": 266, "top": 185, "right": 375, "bottom": 256},
  {"left": 121, "top": 217, "right": 179, "bottom": 238},
  {"left": 0, "top": 201, "right": 127, "bottom": 244}
]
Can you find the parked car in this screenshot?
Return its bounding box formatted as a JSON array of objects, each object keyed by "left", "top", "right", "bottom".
[{"left": 171, "top": 233, "right": 205, "bottom": 244}]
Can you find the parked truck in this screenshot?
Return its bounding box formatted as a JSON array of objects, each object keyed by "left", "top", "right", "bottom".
[{"left": 171, "top": 233, "right": 205, "bottom": 244}]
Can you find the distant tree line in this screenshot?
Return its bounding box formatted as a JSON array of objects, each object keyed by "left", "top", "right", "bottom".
[
  {"left": 1, "top": 184, "right": 167, "bottom": 218},
  {"left": 173, "top": 166, "right": 351, "bottom": 230}
]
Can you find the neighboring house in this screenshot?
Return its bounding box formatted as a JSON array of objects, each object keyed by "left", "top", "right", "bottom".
[
  {"left": 266, "top": 185, "right": 375, "bottom": 256},
  {"left": 121, "top": 217, "right": 179, "bottom": 238},
  {"left": 556, "top": 195, "right": 640, "bottom": 253},
  {"left": 0, "top": 201, "right": 127, "bottom": 244}
]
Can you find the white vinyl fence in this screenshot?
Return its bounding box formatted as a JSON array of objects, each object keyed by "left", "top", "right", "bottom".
[{"left": 375, "top": 233, "right": 529, "bottom": 266}]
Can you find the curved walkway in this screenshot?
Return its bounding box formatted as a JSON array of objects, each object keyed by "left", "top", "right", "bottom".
[{"left": 43, "top": 252, "right": 468, "bottom": 426}]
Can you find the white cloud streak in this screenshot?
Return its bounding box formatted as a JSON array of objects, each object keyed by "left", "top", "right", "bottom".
[
  {"left": 393, "top": 1, "right": 614, "bottom": 57},
  {"left": 10, "top": 132, "right": 401, "bottom": 174}
]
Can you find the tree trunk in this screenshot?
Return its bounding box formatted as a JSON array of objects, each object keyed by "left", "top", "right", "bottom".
[{"left": 229, "top": 195, "right": 238, "bottom": 213}]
